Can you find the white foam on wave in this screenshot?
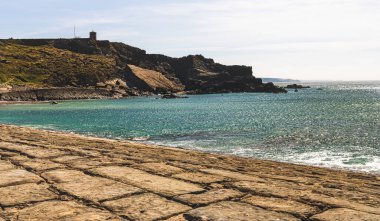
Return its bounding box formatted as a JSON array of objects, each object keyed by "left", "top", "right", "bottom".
[
  {"left": 276, "top": 150, "right": 380, "bottom": 174},
  {"left": 131, "top": 136, "right": 150, "bottom": 141}
]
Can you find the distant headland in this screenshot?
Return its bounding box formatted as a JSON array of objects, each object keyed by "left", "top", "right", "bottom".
[{"left": 0, "top": 31, "right": 286, "bottom": 101}]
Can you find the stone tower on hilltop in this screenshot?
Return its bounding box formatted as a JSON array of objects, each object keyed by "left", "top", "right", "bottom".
[{"left": 89, "top": 31, "right": 97, "bottom": 41}]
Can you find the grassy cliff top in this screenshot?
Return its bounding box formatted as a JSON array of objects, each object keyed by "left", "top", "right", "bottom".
[{"left": 0, "top": 42, "right": 117, "bottom": 87}]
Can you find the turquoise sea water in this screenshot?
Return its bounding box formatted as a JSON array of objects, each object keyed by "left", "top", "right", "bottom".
[{"left": 1, "top": 81, "right": 379, "bottom": 173}]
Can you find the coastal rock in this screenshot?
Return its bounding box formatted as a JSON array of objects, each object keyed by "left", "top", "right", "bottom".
[
  {"left": 285, "top": 84, "right": 311, "bottom": 89},
  {"left": 0, "top": 38, "right": 286, "bottom": 101}
]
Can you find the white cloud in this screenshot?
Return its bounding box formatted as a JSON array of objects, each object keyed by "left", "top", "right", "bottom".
[{"left": 2, "top": 0, "right": 379, "bottom": 80}]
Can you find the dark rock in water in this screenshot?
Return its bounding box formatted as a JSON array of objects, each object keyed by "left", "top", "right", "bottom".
[
  {"left": 50, "top": 101, "right": 59, "bottom": 105},
  {"left": 285, "top": 84, "right": 310, "bottom": 89},
  {"left": 294, "top": 89, "right": 298, "bottom": 92},
  {"left": 161, "top": 93, "right": 188, "bottom": 99}
]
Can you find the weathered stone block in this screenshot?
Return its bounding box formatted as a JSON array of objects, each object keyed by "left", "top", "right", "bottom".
[
  {"left": 42, "top": 169, "right": 141, "bottom": 202},
  {"left": 90, "top": 166, "right": 204, "bottom": 196},
  {"left": 102, "top": 193, "right": 191, "bottom": 221},
  {"left": 0, "top": 160, "right": 16, "bottom": 171},
  {"left": 0, "top": 183, "right": 56, "bottom": 206},
  {"left": 184, "top": 201, "right": 300, "bottom": 221},
  {"left": 5, "top": 200, "right": 120, "bottom": 220},
  {"left": 0, "top": 169, "right": 43, "bottom": 187},
  {"left": 310, "top": 208, "right": 380, "bottom": 221},
  {"left": 173, "top": 172, "right": 226, "bottom": 184},
  {"left": 175, "top": 189, "right": 243, "bottom": 206},
  {"left": 17, "top": 158, "right": 64, "bottom": 172},
  {"left": 50, "top": 155, "right": 85, "bottom": 163},
  {"left": 201, "top": 168, "right": 266, "bottom": 182},
  {"left": 242, "top": 195, "right": 320, "bottom": 218},
  {"left": 133, "top": 162, "right": 184, "bottom": 175}
]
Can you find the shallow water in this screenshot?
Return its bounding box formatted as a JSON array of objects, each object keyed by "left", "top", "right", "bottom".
[{"left": 1, "top": 81, "right": 379, "bottom": 173}]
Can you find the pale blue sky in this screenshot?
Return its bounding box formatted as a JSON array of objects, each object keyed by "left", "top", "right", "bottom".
[{"left": 1, "top": 0, "right": 379, "bottom": 80}]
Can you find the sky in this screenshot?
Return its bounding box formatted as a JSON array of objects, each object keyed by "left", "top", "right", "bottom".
[{"left": 1, "top": 0, "right": 379, "bottom": 80}]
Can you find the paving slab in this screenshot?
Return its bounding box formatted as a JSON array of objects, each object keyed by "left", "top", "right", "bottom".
[
  {"left": 102, "top": 193, "right": 191, "bottom": 221},
  {"left": 50, "top": 155, "right": 85, "bottom": 163},
  {"left": 201, "top": 168, "right": 266, "bottom": 182},
  {"left": 133, "top": 162, "right": 184, "bottom": 175},
  {"left": 90, "top": 166, "right": 204, "bottom": 196},
  {"left": 0, "top": 160, "right": 16, "bottom": 171},
  {"left": 310, "top": 208, "right": 380, "bottom": 221},
  {"left": 175, "top": 188, "right": 244, "bottom": 206},
  {"left": 64, "top": 157, "right": 126, "bottom": 169},
  {"left": 16, "top": 158, "right": 64, "bottom": 172},
  {"left": 42, "top": 169, "right": 142, "bottom": 202},
  {"left": 5, "top": 200, "right": 120, "bottom": 221},
  {"left": 0, "top": 150, "right": 19, "bottom": 157},
  {"left": 0, "top": 169, "right": 43, "bottom": 188},
  {"left": 0, "top": 142, "right": 67, "bottom": 158},
  {"left": 0, "top": 183, "right": 57, "bottom": 206},
  {"left": 173, "top": 172, "right": 226, "bottom": 184},
  {"left": 163, "top": 214, "right": 187, "bottom": 221},
  {"left": 242, "top": 195, "right": 320, "bottom": 219},
  {"left": 184, "top": 201, "right": 300, "bottom": 221},
  {"left": 42, "top": 169, "right": 85, "bottom": 183},
  {"left": 230, "top": 180, "right": 301, "bottom": 198},
  {"left": 21, "top": 148, "right": 68, "bottom": 158}
]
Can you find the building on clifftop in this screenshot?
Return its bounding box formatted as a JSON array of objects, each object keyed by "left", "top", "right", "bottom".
[{"left": 89, "top": 31, "right": 97, "bottom": 41}]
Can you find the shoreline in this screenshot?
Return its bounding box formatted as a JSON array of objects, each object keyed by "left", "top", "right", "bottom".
[
  {"left": 0, "top": 124, "right": 379, "bottom": 220},
  {"left": 0, "top": 123, "right": 378, "bottom": 175}
]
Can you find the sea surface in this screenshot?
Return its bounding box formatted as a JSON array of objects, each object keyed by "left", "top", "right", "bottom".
[{"left": 1, "top": 81, "right": 379, "bottom": 173}]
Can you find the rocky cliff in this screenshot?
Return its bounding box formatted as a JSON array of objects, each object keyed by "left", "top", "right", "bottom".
[{"left": 0, "top": 38, "right": 286, "bottom": 101}]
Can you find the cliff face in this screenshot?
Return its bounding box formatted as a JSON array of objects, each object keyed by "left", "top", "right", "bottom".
[{"left": 0, "top": 38, "right": 286, "bottom": 100}]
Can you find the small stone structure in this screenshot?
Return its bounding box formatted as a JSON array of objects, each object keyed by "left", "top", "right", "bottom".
[{"left": 89, "top": 31, "right": 97, "bottom": 41}]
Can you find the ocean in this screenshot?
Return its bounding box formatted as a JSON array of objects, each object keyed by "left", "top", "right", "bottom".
[{"left": 1, "top": 81, "right": 379, "bottom": 173}]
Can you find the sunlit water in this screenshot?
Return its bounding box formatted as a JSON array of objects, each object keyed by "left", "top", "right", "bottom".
[{"left": 1, "top": 81, "right": 379, "bottom": 173}]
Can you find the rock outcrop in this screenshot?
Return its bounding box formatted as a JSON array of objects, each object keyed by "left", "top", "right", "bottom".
[{"left": 0, "top": 38, "right": 286, "bottom": 101}]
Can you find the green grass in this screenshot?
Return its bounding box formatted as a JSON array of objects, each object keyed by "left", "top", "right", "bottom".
[{"left": 0, "top": 43, "right": 118, "bottom": 87}]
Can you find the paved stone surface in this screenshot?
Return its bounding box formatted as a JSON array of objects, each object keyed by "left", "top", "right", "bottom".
[
  {"left": 310, "top": 208, "right": 380, "bottom": 221},
  {"left": 103, "top": 193, "right": 191, "bottom": 221},
  {"left": 201, "top": 168, "right": 267, "bottom": 182},
  {"left": 43, "top": 169, "right": 141, "bottom": 202},
  {"left": 0, "top": 169, "right": 43, "bottom": 188},
  {"left": 173, "top": 172, "right": 226, "bottom": 184},
  {"left": 184, "top": 201, "right": 300, "bottom": 221},
  {"left": 1, "top": 125, "right": 379, "bottom": 220},
  {"left": 14, "top": 158, "right": 64, "bottom": 172},
  {"left": 0, "top": 160, "right": 16, "bottom": 171},
  {"left": 242, "top": 195, "right": 320, "bottom": 218},
  {"left": 62, "top": 157, "right": 127, "bottom": 169},
  {"left": 175, "top": 188, "right": 244, "bottom": 206},
  {"left": 90, "top": 166, "right": 204, "bottom": 196},
  {"left": 0, "top": 183, "right": 56, "bottom": 206},
  {"left": 133, "top": 162, "right": 184, "bottom": 175},
  {"left": 5, "top": 200, "right": 120, "bottom": 220}
]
